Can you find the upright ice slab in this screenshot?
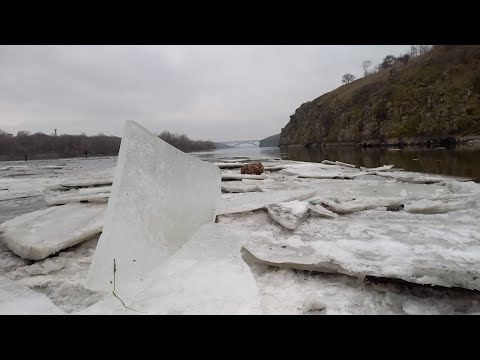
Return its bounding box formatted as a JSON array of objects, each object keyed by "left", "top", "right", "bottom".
[{"left": 86, "top": 121, "right": 221, "bottom": 292}]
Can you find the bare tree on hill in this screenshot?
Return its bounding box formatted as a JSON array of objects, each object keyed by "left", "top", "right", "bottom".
[
  {"left": 361, "top": 60, "right": 372, "bottom": 77},
  {"left": 342, "top": 73, "right": 356, "bottom": 84}
]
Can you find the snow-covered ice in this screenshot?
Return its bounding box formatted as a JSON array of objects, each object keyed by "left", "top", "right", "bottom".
[
  {"left": 0, "top": 276, "right": 64, "bottom": 314},
  {"left": 86, "top": 121, "right": 221, "bottom": 291},
  {"left": 81, "top": 224, "right": 263, "bottom": 314},
  {"left": 0, "top": 203, "right": 106, "bottom": 260}
]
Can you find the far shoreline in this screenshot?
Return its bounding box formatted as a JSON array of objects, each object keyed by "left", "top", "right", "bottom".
[{"left": 280, "top": 135, "right": 480, "bottom": 149}]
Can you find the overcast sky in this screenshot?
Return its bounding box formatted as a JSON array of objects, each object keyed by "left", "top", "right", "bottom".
[{"left": 0, "top": 45, "right": 408, "bottom": 141}]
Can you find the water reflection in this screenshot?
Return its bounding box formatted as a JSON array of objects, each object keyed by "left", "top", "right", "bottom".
[
  {"left": 190, "top": 146, "right": 282, "bottom": 159},
  {"left": 281, "top": 144, "right": 480, "bottom": 181}
]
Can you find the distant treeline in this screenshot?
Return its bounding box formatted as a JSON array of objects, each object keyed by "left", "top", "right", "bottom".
[
  {"left": 158, "top": 131, "right": 214, "bottom": 152},
  {"left": 0, "top": 130, "right": 121, "bottom": 161},
  {"left": 0, "top": 129, "right": 215, "bottom": 160}
]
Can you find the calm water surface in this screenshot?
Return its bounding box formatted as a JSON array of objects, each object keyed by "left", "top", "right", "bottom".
[{"left": 194, "top": 143, "right": 480, "bottom": 181}]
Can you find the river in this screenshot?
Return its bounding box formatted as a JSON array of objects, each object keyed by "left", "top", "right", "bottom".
[
  {"left": 2, "top": 143, "right": 479, "bottom": 224},
  {"left": 193, "top": 143, "right": 480, "bottom": 181}
]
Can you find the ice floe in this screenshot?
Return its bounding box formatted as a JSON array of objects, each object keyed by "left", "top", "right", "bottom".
[
  {"left": 217, "top": 189, "right": 316, "bottom": 215},
  {"left": 0, "top": 203, "right": 105, "bottom": 260}
]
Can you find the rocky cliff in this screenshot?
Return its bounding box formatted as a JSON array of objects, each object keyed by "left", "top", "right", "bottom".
[{"left": 280, "top": 45, "right": 480, "bottom": 147}]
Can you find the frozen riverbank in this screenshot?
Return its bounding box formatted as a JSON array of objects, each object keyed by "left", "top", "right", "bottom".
[{"left": 1, "top": 128, "right": 480, "bottom": 314}]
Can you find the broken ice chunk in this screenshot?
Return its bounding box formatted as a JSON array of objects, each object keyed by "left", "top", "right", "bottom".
[
  {"left": 267, "top": 200, "right": 310, "bottom": 230},
  {"left": 0, "top": 203, "right": 106, "bottom": 260},
  {"left": 321, "top": 160, "right": 336, "bottom": 165},
  {"left": 335, "top": 161, "right": 356, "bottom": 168},
  {"left": 221, "top": 182, "right": 261, "bottom": 193},
  {"left": 217, "top": 189, "right": 316, "bottom": 215},
  {"left": 307, "top": 203, "right": 338, "bottom": 218},
  {"left": 360, "top": 165, "right": 394, "bottom": 172}
]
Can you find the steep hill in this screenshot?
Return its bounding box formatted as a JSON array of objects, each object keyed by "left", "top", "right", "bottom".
[{"left": 280, "top": 45, "right": 480, "bottom": 147}]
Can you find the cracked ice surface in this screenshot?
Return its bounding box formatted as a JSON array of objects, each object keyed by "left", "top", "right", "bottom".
[
  {"left": 227, "top": 207, "right": 480, "bottom": 290},
  {"left": 86, "top": 121, "right": 222, "bottom": 291}
]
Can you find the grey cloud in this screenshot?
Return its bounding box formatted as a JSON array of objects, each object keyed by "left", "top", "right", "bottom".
[{"left": 0, "top": 45, "right": 408, "bottom": 141}]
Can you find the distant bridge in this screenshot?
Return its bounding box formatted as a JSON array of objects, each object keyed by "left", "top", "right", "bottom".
[{"left": 216, "top": 140, "right": 260, "bottom": 147}]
